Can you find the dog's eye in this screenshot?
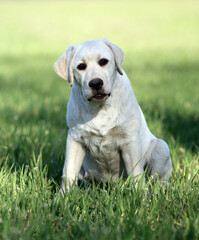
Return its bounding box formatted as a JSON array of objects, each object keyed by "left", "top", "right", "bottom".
[
  {"left": 99, "top": 58, "right": 109, "bottom": 66},
  {"left": 77, "top": 63, "right": 87, "bottom": 70}
]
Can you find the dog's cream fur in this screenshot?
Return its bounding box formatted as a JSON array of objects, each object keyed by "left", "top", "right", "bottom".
[{"left": 54, "top": 39, "right": 172, "bottom": 193}]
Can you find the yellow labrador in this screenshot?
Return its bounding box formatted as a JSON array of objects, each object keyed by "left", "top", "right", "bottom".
[{"left": 54, "top": 39, "right": 172, "bottom": 193}]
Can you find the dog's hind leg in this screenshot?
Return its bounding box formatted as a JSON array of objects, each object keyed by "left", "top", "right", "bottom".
[{"left": 144, "top": 139, "right": 172, "bottom": 183}]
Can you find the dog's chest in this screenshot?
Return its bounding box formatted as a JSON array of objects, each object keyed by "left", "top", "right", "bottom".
[
  {"left": 82, "top": 124, "right": 125, "bottom": 150},
  {"left": 80, "top": 125, "right": 126, "bottom": 175}
]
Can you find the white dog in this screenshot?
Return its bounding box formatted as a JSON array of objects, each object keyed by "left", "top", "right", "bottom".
[{"left": 54, "top": 39, "right": 172, "bottom": 193}]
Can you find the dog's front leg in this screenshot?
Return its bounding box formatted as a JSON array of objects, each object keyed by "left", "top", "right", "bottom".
[
  {"left": 60, "top": 130, "right": 85, "bottom": 194},
  {"left": 121, "top": 136, "right": 144, "bottom": 183}
]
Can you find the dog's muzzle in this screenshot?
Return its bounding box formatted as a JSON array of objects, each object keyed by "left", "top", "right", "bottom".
[{"left": 88, "top": 78, "right": 111, "bottom": 101}]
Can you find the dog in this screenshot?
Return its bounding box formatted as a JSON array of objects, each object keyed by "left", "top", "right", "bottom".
[{"left": 54, "top": 39, "right": 172, "bottom": 194}]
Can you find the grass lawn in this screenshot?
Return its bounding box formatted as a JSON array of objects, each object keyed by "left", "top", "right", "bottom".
[{"left": 0, "top": 1, "right": 198, "bottom": 239}]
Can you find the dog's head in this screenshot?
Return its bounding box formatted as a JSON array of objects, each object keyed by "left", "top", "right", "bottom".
[{"left": 54, "top": 39, "right": 124, "bottom": 102}]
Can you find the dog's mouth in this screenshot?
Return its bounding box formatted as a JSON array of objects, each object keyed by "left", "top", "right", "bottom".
[{"left": 89, "top": 93, "right": 111, "bottom": 101}]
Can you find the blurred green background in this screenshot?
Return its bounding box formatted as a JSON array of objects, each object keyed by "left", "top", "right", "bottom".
[{"left": 0, "top": 0, "right": 199, "bottom": 181}]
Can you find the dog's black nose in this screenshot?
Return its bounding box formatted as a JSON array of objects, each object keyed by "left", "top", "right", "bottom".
[{"left": 89, "top": 78, "right": 103, "bottom": 90}]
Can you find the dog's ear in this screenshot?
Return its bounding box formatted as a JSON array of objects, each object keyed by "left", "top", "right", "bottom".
[
  {"left": 102, "top": 38, "right": 124, "bottom": 75},
  {"left": 54, "top": 45, "right": 75, "bottom": 86}
]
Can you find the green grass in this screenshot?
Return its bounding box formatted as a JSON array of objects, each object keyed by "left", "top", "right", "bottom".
[{"left": 0, "top": 1, "right": 198, "bottom": 239}]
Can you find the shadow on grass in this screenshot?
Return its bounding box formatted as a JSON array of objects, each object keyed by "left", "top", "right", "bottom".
[
  {"left": 0, "top": 54, "right": 70, "bottom": 181},
  {"left": 163, "top": 110, "right": 199, "bottom": 152},
  {"left": 141, "top": 102, "right": 199, "bottom": 152},
  {"left": 0, "top": 105, "right": 67, "bottom": 182}
]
